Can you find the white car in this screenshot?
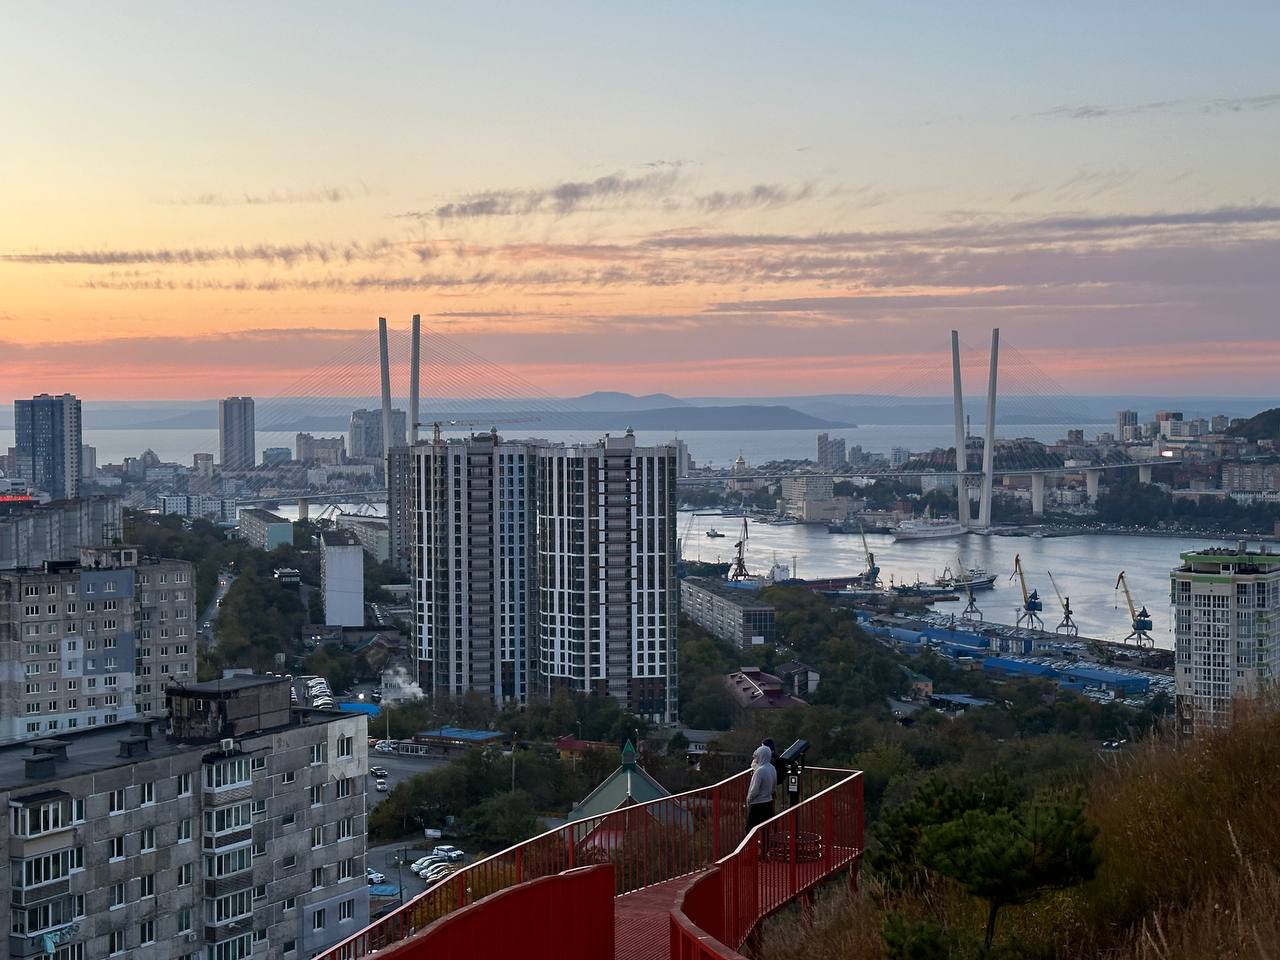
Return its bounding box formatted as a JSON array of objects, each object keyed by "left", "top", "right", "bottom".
[
  {"left": 421, "top": 862, "right": 455, "bottom": 882},
  {"left": 366, "top": 869, "right": 386, "bottom": 884},
  {"left": 375, "top": 779, "right": 388, "bottom": 792},
  {"left": 432, "top": 845, "right": 465, "bottom": 863},
  {"left": 374, "top": 740, "right": 396, "bottom": 754},
  {"left": 410, "top": 856, "right": 436, "bottom": 873}
]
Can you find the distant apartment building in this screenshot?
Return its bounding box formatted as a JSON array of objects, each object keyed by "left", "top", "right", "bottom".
[
  {"left": 15, "top": 393, "right": 82, "bottom": 499},
  {"left": 537, "top": 432, "right": 677, "bottom": 722},
  {"left": 295, "top": 433, "right": 346, "bottom": 466},
  {"left": 238, "top": 508, "right": 294, "bottom": 552},
  {"left": 0, "top": 676, "right": 369, "bottom": 960},
  {"left": 889, "top": 447, "right": 910, "bottom": 469},
  {"left": 781, "top": 475, "right": 842, "bottom": 522},
  {"left": 262, "top": 446, "right": 292, "bottom": 467},
  {"left": 80, "top": 444, "right": 96, "bottom": 481},
  {"left": 192, "top": 452, "right": 216, "bottom": 479},
  {"left": 816, "top": 432, "right": 846, "bottom": 470},
  {"left": 0, "top": 546, "right": 195, "bottom": 740},
  {"left": 219, "top": 397, "right": 256, "bottom": 472},
  {"left": 1222, "top": 462, "right": 1280, "bottom": 494},
  {"left": 321, "top": 530, "right": 364, "bottom": 627},
  {"left": 412, "top": 434, "right": 537, "bottom": 704},
  {"left": 1172, "top": 543, "right": 1280, "bottom": 736},
  {"left": 0, "top": 496, "right": 123, "bottom": 570},
  {"left": 348, "top": 409, "right": 407, "bottom": 460},
  {"left": 1115, "top": 409, "right": 1139, "bottom": 441},
  {"left": 159, "top": 494, "right": 239, "bottom": 524},
  {"left": 681, "top": 577, "right": 776, "bottom": 650},
  {"left": 335, "top": 514, "right": 390, "bottom": 563},
  {"left": 386, "top": 445, "right": 414, "bottom": 576},
  {"left": 670, "top": 437, "right": 694, "bottom": 478}
]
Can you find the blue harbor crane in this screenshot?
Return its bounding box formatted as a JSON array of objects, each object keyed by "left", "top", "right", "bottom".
[{"left": 1010, "top": 554, "right": 1044, "bottom": 630}]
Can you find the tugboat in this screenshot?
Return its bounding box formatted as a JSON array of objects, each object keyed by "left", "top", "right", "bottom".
[
  {"left": 935, "top": 563, "right": 997, "bottom": 591},
  {"left": 705, "top": 528, "right": 725, "bottom": 538}
]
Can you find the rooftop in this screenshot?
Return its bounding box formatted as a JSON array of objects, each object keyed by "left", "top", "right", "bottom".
[
  {"left": 321, "top": 529, "right": 361, "bottom": 547},
  {"left": 240, "top": 507, "right": 290, "bottom": 524},
  {"left": 179, "top": 674, "right": 289, "bottom": 696},
  {"left": 683, "top": 576, "right": 775, "bottom": 609}
]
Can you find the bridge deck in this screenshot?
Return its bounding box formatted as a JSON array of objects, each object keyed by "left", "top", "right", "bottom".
[{"left": 615, "top": 874, "right": 704, "bottom": 960}]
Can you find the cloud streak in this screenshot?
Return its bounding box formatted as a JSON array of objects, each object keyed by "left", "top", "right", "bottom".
[
  {"left": 1035, "top": 92, "right": 1280, "bottom": 120},
  {"left": 402, "top": 169, "right": 683, "bottom": 220},
  {"left": 1, "top": 239, "right": 397, "bottom": 266},
  {"left": 167, "top": 186, "right": 355, "bottom": 206}
]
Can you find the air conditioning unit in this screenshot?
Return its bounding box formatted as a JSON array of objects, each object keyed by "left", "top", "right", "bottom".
[
  {"left": 220, "top": 738, "right": 235, "bottom": 753},
  {"left": 184, "top": 933, "right": 198, "bottom": 943}
]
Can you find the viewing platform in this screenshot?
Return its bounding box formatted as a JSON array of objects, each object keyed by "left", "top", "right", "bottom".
[{"left": 315, "top": 766, "right": 863, "bottom": 960}]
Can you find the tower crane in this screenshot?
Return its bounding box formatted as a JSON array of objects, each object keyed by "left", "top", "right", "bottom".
[
  {"left": 418, "top": 417, "right": 540, "bottom": 443},
  {"left": 1009, "top": 554, "right": 1044, "bottom": 630},
  {"left": 729, "top": 517, "right": 750, "bottom": 581},
  {"left": 1115, "top": 571, "right": 1154, "bottom": 647},
  {"left": 1046, "top": 571, "right": 1078, "bottom": 636},
  {"left": 859, "top": 523, "right": 881, "bottom": 587}
]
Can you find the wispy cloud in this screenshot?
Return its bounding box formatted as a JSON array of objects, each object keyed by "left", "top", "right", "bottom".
[
  {"left": 1, "top": 239, "right": 396, "bottom": 266},
  {"left": 1034, "top": 92, "right": 1280, "bottom": 120},
  {"left": 694, "top": 183, "right": 815, "bottom": 213},
  {"left": 166, "top": 186, "right": 356, "bottom": 207},
  {"left": 401, "top": 169, "right": 683, "bottom": 221}
]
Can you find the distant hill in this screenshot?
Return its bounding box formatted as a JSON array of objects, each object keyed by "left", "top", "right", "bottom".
[{"left": 1227, "top": 407, "right": 1280, "bottom": 441}]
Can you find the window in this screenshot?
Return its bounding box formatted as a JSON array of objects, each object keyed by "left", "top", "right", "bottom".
[
  {"left": 110, "top": 882, "right": 126, "bottom": 909},
  {"left": 177, "top": 862, "right": 192, "bottom": 886},
  {"left": 310, "top": 785, "right": 324, "bottom": 805},
  {"left": 140, "top": 781, "right": 154, "bottom": 805},
  {"left": 139, "top": 918, "right": 155, "bottom": 945},
  {"left": 337, "top": 735, "right": 353, "bottom": 758},
  {"left": 204, "top": 757, "right": 251, "bottom": 789},
  {"left": 109, "top": 836, "right": 124, "bottom": 860},
  {"left": 253, "top": 839, "right": 266, "bottom": 858},
  {"left": 18, "top": 848, "right": 83, "bottom": 888},
  {"left": 337, "top": 817, "right": 353, "bottom": 841},
  {"left": 252, "top": 799, "right": 266, "bottom": 817},
  {"left": 140, "top": 873, "right": 154, "bottom": 897},
  {"left": 311, "top": 866, "right": 324, "bottom": 888},
  {"left": 284, "top": 940, "right": 296, "bottom": 955},
  {"left": 311, "top": 826, "right": 324, "bottom": 848},
  {"left": 282, "top": 812, "right": 295, "bottom": 826},
  {"left": 251, "top": 756, "right": 266, "bottom": 771},
  {"left": 179, "top": 772, "right": 192, "bottom": 795},
  {"left": 339, "top": 898, "right": 354, "bottom": 922},
  {"left": 310, "top": 742, "right": 327, "bottom": 765},
  {"left": 203, "top": 802, "right": 252, "bottom": 835},
  {"left": 108, "top": 788, "right": 124, "bottom": 814},
  {"left": 179, "top": 817, "right": 192, "bottom": 842},
  {"left": 253, "top": 883, "right": 266, "bottom": 900},
  {"left": 177, "top": 908, "right": 192, "bottom": 934},
  {"left": 205, "top": 847, "right": 252, "bottom": 878},
  {"left": 312, "top": 909, "right": 326, "bottom": 931},
  {"left": 140, "top": 827, "right": 156, "bottom": 851},
  {"left": 284, "top": 897, "right": 296, "bottom": 911},
  {"left": 109, "top": 930, "right": 123, "bottom": 955},
  {"left": 336, "top": 777, "right": 352, "bottom": 799},
  {"left": 212, "top": 890, "right": 252, "bottom": 922}
]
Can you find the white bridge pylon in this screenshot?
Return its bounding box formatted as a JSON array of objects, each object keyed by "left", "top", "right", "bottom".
[{"left": 952, "top": 328, "right": 999, "bottom": 530}]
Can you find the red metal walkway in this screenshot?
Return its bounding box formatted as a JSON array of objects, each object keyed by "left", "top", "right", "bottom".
[{"left": 616, "top": 874, "right": 705, "bottom": 960}]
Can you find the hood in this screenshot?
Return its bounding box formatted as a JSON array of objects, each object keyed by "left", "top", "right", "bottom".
[{"left": 751, "top": 745, "right": 772, "bottom": 768}]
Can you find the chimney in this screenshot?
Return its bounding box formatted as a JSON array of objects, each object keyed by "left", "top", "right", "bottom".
[
  {"left": 30, "top": 739, "right": 69, "bottom": 761},
  {"left": 128, "top": 718, "right": 155, "bottom": 739},
  {"left": 24, "top": 755, "right": 57, "bottom": 779},
  {"left": 118, "top": 737, "right": 150, "bottom": 759}
]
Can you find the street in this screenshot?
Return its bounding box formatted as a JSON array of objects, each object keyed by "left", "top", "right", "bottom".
[
  {"left": 197, "top": 570, "right": 236, "bottom": 650},
  {"left": 365, "top": 751, "right": 449, "bottom": 811}
]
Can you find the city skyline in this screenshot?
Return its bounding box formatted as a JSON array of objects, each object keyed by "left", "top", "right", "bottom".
[{"left": 3, "top": 4, "right": 1280, "bottom": 398}]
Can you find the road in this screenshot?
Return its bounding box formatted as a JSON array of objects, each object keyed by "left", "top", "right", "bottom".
[
  {"left": 365, "top": 751, "right": 449, "bottom": 811},
  {"left": 198, "top": 571, "right": 236, "bottom": 650}
]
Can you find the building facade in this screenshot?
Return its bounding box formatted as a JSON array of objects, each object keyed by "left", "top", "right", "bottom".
[
  {"left": 15, "top": 394, "right": 82, "bottom": 500},
  {"left": 0, "top": 677, "right": 368, "bottom": 960},
  {"left": 412, "top": 434, "right": 537, "bottom": 704},
  {"left": 335, "top": 515, "right": 390, "bottom": 564},
  {"left": 816, "top": 433, "right": 846, "bottom": 470},
  {"left": 0, "top": 496, "right": 123, "bottom": 571},
  {"left": 218, "top": 398, "right": 256, "bottom": 473},
  {"left": 0, "top": 547, "right": 196, "bottom": 741},
  {"left": 680, "top": 577, "right": 776, "bottom": 650},
  {"left": 386, "top": 446, "right": 414, "bottom": 576},
  {"left": 238, "top": 510, "right": 293, "bottom": 552},
  {"left": 348, "top": 409, "right": 407, "bottom": 461},
  {"left": 294, "top": 435, "right": 345, "bottom": 467},
  {"left": 320, "top": 531, "right": 364, "bottom": 628},
  {"left": 1172, "top": 543, "right": 1280, "bottom": 736},
  {"left": 537, "top": 433, "right": 677, "bottom": 722}
]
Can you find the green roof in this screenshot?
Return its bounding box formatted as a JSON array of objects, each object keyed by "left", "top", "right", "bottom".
[{"left": 567, "top": 742, "right": 670, "bottom": 822}]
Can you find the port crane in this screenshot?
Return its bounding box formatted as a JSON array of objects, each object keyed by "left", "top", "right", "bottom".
[
  {"left": 1046, "top": 571, "right": 1078, "bottom": 636},
  {"left": 859, "top": 523, "right": 881, "bottom": 587},
  {"left": 960, "top": 580, "right": 983, "bottom": 622},
  {"left": 729, "top": 517, "right": 751, "bottom": 581},
  {"left": 1010, "top": 554, "right": 1044, "bottom": 630},
  {"left": 1115, "top": 571, "right": 1154, "bottom": 647}
]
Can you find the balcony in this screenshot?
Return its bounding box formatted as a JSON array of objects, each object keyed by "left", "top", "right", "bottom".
[
  {"left": 203, "top": 783, "right": 253, "bottom": 806},
  {"left": 203, "top": 827, "right": 253, "bottom": 850},
  {"left": 204, "top": 872, "right": 254, "bottom": 898}
]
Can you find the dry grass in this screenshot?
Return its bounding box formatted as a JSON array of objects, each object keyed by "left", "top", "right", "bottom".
[{"left": 756, "top": 701, "right": 1280, "bottom": 960}]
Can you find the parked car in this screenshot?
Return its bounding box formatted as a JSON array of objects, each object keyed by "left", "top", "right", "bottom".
[
  {"left": 366, "top": 869, "right": 386, "bottom": 884},
  {"left": 421, "top": 862, "right": 455, "bottom": 882},
  {"left": 374, "top": 740, "right": 396, "bottom": 754},
  {"left": 414, "top": 857, "right": 446, "bottom": 877},
  {"left": 369, "top": 766, "right": 389, "bottom": 778},
  {"left": 410, "top": 856, "right": 436, "bottom": 873},
  {"left": 375, "top": 779, "right": 389, "bottom": 792},
  {"left": 432, "top": 845, "right": 465, "bottom": 863}
]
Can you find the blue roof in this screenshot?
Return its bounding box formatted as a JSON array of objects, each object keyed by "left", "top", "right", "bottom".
[
  {"left": 419, "top": 726, "right": 503, "bottom": 742},
  {"left": 930, "top": 693, "right": 994, "bottom": 707},
  {"left": 983, "top": 657, "right": 1056, "bottom": 677},
  {"left": 338, "top": 702, "right": 381, "bottom": 717},
  {"left": 1061, "top": 666, "right": 1150, "bottom": 692}
]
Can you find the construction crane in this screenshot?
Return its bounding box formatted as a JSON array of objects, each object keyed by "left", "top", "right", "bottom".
[
  {"left": 1115, "top": 571, "right": 1154, "bottom": 647},
  {"left": 1010, "top": 554, "right": 1044, "bottom": 630},
  {"left": 419, "top": 417, "right": 540, "bottom": 443},
  {"left": 960, "top": 580, "right": 983, "bottom": 622},
  {"left": 859, "top": 523, "right": 881, "bottom": 587},
  {"left": 729, "top": 517, "right": 750, "bottom": 581},
  {"left": 1046, "top": 571, "right": 1078, "bottom": 636}
]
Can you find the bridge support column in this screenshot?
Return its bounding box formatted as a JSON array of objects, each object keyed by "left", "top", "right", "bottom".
[
  {"left": 297, "top": 498, "right": 308, "bottom": 521},
  {"left": 1138, "top": 463, "right": 1152, "bottom": 484},
  {"left": 978, "top": 328, "right": 1000, "bottom": 528},
  {"left": 951, "top": 330, "right": 970, "bottom": 528},
  {"left": 1086, "top": 469, "right": 1101, "bottom": 501},
  {"left": 1031, "top": 473, "right": 1045, "bottom": 516}
]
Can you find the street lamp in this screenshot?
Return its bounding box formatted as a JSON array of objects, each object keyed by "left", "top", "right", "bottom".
[{"left": 510, "top": 730, "right": 518, "bottom": 792}]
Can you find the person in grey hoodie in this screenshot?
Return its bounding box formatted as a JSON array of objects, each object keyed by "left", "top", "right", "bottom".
[{"left": 744, "top": 744, "right": 778, "bottom": 833}]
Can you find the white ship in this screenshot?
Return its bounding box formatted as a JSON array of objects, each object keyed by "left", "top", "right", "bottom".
[{"left": 894, "top": 518, "right": 967, "bottom": 541}]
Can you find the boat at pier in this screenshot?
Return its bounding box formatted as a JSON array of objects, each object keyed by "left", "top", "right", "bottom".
[{"left": 895, "top": 518, "right": 966, "bottom": 541}]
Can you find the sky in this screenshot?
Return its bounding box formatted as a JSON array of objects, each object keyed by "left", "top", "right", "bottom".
[{"left": 2, "top": 2, "right": 1279, "bottom": 400}]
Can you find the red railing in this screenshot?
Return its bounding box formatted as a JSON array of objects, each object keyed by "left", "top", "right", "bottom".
[
  {"left": 316, "top": 768, "right": 753, "bottom": 960},
  {"left": 374, "top": 865, "right": 615, "bottom": 959},
  {"left": 670, "top": 767, "right": 864, "bottom": 959}
]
